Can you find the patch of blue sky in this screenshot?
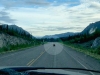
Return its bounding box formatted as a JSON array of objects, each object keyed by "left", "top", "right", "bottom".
[{"left": 47, "top": 0, "right": 80, "bottom": 7}]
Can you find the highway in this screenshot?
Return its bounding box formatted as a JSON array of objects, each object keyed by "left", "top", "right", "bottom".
[{"left": 0, "top": 42, "right": 100, "bottom": 75}]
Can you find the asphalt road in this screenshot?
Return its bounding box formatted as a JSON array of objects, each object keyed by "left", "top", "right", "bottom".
[{"left": 0, "top": 42, "right": 100, "bottom": 75}]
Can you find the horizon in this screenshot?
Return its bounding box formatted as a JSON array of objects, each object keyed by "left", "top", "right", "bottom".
[
  {"left": 0, "top": 23, "right": 81, "bottom": 37},
  {"left": 0, "top": 0, "right": 100, "bottom": 36}
]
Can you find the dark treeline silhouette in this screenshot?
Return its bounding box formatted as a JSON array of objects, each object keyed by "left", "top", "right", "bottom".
[
  {"left": 0, "top": 25, "right": 33, "bottom": 40},
  {"left": 60, "top": 29, "right": 100, "bottom": 43},
  {"left": 42, "top": 38, "right": 60, "bottom": 42}
]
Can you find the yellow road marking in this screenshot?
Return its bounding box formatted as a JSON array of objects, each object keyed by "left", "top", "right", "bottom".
[
  {"left": 27, "top": 46, "right": 51, "bottom": 66},
  {"left": 40, "top": 51, "right": 44, "bottom": 55},
  {"left": 27, "top": 59, "right": 34, "bottom": 66},
  {"left": 46, "top": 46, "right": 52, "bottom": 51},
  {"left": 27, "top": 51, "right": 45, "bottom": 66}
]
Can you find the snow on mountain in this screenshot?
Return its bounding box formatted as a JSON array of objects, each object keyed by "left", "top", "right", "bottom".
[
  {"left": 89, "top": 27, "right": 97, "bottom": 34},
  {"left": 81, "top": 21, "right": 100, "bottom": 34}
]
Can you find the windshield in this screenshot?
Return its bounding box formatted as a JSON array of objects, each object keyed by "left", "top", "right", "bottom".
[{"left": 0, "top": 0, "right": 100, "bottom": 75}]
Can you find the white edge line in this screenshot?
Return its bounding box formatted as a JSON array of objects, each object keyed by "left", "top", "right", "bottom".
[{"left": 64, "top": 49, "right": 95, "bottom": 75}]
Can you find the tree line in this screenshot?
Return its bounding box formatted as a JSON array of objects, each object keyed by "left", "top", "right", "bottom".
[
  {"left": 60, "top": 29, "right": 100, "bottom": 43},
  {"left": 0, "top": 25, "right": 33, "bottom": 40}
]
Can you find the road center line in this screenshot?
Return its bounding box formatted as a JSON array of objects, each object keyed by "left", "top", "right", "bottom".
[
  {"left": 40, "top": 51, "right": 44, "bottom": 55},
  {"left": 27, "top": 51, "right": 45, "bottom": 66},
  {"left": 27, "top": 46, "right": 52, "bottom": 66},
  {"left": 46, "top": 46, "right": 52, "bottom": 51},
  {"left": 64, "top": 49, "right": 95, "bottom": 75},
  {"left": 53, "top": 47, "right": 56, "bottom": 67},
  {"left": 27, "top": 59, "right": 34, "bottom": 66}
]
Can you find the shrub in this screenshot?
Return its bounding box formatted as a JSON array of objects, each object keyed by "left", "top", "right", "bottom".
[
  {"left": 96, "top": 46, "right": 100, "bottom": 55},
  {"left": 1, "top": 47, "right": 9, "bottom": 51}
]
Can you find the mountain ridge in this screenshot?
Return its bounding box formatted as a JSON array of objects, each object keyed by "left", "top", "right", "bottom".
[
  {"left": 81, "top": 21, "right": 100, "bottom": 34},
  {"left": 0, "top": 24, "right": 35, "bottom": 39},
  {"left": 0, "top": 24, "right": 36, "bottom": 49},
  {"left": 42, "top": 32, "right": 78, "bottom": 39}
]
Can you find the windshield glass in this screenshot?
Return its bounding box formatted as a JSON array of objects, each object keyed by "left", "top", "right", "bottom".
[{"left": 0, "top": 0, "right": 100, "bottom": 75}]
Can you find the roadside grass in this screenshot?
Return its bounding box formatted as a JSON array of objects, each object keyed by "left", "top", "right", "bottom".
[
  {"left": 0, "top": 42, "right": 42, "bottom": 54},
  {"left": 63, "top": 42, "right": 100, "bottom": 61}
]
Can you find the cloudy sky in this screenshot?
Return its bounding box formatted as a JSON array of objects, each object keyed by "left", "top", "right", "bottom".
[{"left": 0, "top": 0, "right": 100, "bottom": 37}]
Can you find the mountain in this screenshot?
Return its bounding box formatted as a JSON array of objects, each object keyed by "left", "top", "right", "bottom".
[
  {"left": 42, "top": 32, "right": 78, "bottom": 39},
  {"left": 43, "top": 21, "right": 100, "bottom": 39},
  {"left": 0, "top": 24, "right": 35, "bottom": 39},
  {"left": 43, "top": 35, "right": 59, "bottom": 39},
  {"left": 2, "top": 24, "right": 29, "bottom": 34},
  {"left": 54, "top": 32, "right": 78, "bottom": 38},
  {"left": 0, "top": 24, "right": 35, "bottom": 48},
  {"left": 81, "top": 21, "right": 100, "bottom": 34}
]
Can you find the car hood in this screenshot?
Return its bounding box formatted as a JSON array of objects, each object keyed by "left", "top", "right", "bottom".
[{"left": 28, "top": 69, "right": 87, "bottom": 75}]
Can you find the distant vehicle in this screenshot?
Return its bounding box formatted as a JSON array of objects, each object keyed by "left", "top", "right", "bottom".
[{"left": 53, "top": 44, "right": 55, "bottom": 46}]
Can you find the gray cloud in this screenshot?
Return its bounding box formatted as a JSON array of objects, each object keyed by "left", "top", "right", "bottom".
[
  {"left": 80, "top": 0, "right": 100, "bottom": 9},
  {"left": 25, "top": 0, "right": 50, "bottom": 6},
  {"left": 89, "top": 1, "right": 100, "bottom": 9},
  {"left": 0, "top": 0, "right": 50, "bottom": 9},
  {"left": 0, "top": 11, "right": 15, "bottom": 23},
  {"left": 26, "top": 26, "right": 84, "bottom": 32},
  {"left": 46, "top": 26, "right": 77, "bottom": 31}
]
